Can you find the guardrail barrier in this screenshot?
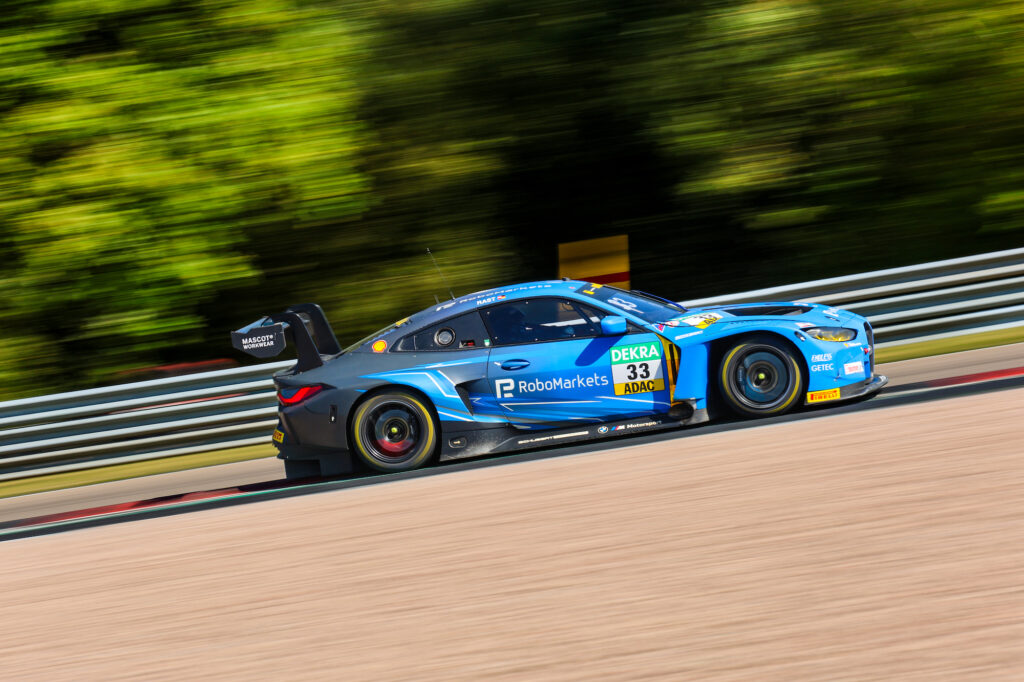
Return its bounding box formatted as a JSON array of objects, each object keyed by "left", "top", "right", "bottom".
[{"left": 3, "top": 247, "right": 1023, "bottom": 481}]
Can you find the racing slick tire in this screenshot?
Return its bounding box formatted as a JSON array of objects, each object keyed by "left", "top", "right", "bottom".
[
  {"left": 718, "top": 335, "right": 804, "bottom": 418},
  {"left": 350, "top": 390, "right": 439, "bottom": 472}
]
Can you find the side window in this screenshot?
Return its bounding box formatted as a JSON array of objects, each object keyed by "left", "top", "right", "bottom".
[
  {"left": 481, "top": 298, "right": 601, "bottom": 346},
  {"left": 574, "top": 301, "right": 646, "bottom": 334},
  {"left": 396, "top": 311, "right": 490, "bottom": 351},
  {"left": 574, "top": 301, "right": 608, "bottom": 326}
]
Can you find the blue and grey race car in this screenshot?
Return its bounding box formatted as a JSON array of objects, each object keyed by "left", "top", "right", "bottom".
[{"left": 232, "top": 281, "right": 887, "bottom": 478}]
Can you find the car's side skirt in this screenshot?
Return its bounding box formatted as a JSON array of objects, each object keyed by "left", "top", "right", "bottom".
[{"left": 439, "top": 409, "right": 709, "bottom": 462}]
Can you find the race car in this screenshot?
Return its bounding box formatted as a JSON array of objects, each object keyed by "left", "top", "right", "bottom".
[{"left": 231, "top": 281, "right": 887, "bottom": 478}]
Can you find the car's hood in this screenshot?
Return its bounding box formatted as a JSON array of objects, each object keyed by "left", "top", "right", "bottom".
[{"left": 654, "top": 301, "right": 863, "bottom": 331}]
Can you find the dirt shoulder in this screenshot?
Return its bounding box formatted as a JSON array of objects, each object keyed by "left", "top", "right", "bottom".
[{"left": 1, "top": 388, "right": 1021, "bottom": 680}]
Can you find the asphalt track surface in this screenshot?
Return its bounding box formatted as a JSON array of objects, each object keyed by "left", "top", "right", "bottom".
[
  {"left": 0, "top": 343, "right": 1021, "bottom": 539},
  {"left": 4, "top": 376, "right": 1022, "bottom": 680}
]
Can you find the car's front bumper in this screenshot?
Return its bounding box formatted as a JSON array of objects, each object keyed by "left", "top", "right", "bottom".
[
  {"left": 805, "top": 374, "right": 888, "bottom": 406},
  {"left": 842, "top": 374, "right": 888, "bottom": 400}
]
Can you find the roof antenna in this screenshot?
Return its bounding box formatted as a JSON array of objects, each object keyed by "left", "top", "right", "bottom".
[{"left": 426, "top": 248, "right": 456, "bottom": 300}]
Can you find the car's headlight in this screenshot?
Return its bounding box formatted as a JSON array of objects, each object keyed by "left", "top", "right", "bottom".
[{"left": 804, "top": 326, "right": 857, "bottom": 342}]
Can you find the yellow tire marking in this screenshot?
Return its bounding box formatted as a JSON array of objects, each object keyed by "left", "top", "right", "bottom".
[
  {"left": 352, "top": 400, "right": 374, "bottom": 459},
  {"left": 353, "top": 393, "right": 436, "bottom": 467},
  {"left": 776, "top": 359, "right": 802, "bottom": 412},
  {"left": 719, "top": 344, "right": 746, "bottom": 406}
]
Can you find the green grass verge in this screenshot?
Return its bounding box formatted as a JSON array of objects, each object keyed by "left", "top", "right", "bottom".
[
  {"left": 0, "top": 444, "right": 277, "bottom": 500},
  {"left": 3, "top": 327, "right": 1022, "bottom": 502},
  {"left": 876, "top": 325, "right": 1024, "bottom": 364}
]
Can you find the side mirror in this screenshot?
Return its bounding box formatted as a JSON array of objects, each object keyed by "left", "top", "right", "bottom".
[{"left": 600, "top": 315, "right": 627, "bottom": 336}]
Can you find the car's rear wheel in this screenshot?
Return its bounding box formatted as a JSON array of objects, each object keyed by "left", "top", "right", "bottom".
[
  {"left": 350, "top": 390, "right": 438, "bottom": 472},
  {"left": 718, "top": 336, "right": 804, "bottom": 417}
]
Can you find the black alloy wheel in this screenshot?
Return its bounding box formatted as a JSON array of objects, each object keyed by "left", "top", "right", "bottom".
[
  {"left": 718, "top": 336, "right": 804, "bottom": 417},
  {"left": 351, "top": 391, "right": 438, "bottom": 472}
]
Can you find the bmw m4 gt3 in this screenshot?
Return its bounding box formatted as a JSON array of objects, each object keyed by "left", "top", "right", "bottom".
[{"left": 231, "top": 282, "right": 887, "bottom": 478}]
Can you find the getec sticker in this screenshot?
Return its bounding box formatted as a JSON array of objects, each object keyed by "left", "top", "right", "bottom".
[
  {"left": 680, "top": 312, "right": 722, "bottom": 329},
  {"left": 611, "top": 342, "right": 664, "bottom": 395},
  {"left": 807, "top": 388, "right": 841, "bottom": 403},
  {"left": 810, "top": 353, "right": 833, "bottom": 372}
]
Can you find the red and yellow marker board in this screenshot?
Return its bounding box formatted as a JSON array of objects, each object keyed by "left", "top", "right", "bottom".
[{"left": 558, "top": 235, "right": 630, "bottom": 289}]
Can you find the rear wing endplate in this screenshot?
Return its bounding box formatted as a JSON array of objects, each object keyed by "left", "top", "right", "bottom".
[{"left": 231, "top": 303, "right": 341, "bottom": 372}]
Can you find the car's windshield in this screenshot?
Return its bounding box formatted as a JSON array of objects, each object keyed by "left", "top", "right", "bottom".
[{"left": 575, "top": 283, "right": 684, "bottom": 323}]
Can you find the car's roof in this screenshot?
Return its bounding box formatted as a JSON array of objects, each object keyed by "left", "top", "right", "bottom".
[{"left": 406, "top": 279, "right": 589, "bottom": 327}]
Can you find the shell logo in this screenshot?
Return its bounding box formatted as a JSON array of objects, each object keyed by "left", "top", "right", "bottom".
[{"left": 371, "top": 339, "right": 388, "bottom": 353}]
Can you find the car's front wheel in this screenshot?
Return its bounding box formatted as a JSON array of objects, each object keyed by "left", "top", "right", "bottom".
[
  {"left": 718, "top": 335, "right": 804, "bottom": 417},
  {"left": 350, "top": 390, "right": 438, "bottom": 472}
]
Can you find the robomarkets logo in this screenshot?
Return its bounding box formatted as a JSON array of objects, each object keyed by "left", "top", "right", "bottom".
[
  {"left": 494, "top": 373, "right": 609, "bottom": 399},
  {"left": 610, "top": 342, "right": 665, "bottom": 395}
]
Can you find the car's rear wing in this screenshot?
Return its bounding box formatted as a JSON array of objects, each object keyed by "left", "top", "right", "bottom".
[{"left": 231, "top": 303, "right": 341, "bottom": 372}]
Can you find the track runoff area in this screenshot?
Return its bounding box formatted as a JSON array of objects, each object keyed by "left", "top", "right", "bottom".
[{"left": 2, "top": 346, "right": 1023, "bottom": 541}]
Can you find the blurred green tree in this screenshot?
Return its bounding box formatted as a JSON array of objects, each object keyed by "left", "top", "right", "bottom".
[
  {"left": 355, "top": 0, "right": 1024, "bottom": 297},
  {"left": 624, "top": 0, "right": 1024, "bottom": 291},
  {"left": 2, "top": 0, "right": 1023, "bottom": 397},
  {"left": 0, "top": 0, "right": 374, "bottom": 392}
]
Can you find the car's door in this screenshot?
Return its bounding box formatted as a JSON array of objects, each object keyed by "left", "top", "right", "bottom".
[{"left": 482, "top": 297, "right": 672, "bottom": 428}]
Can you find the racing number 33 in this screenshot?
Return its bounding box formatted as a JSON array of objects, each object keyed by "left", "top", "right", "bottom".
[
  {"left": 611, "top": 342, "right": 665, "bottom": 395},
  {"left": 625, "top": 363, "right": 651, "bottom": 381}
]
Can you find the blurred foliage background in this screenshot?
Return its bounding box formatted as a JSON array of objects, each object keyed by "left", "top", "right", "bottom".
[{"left": 1, "top": 0, "right": 1023, "bottom": 395}]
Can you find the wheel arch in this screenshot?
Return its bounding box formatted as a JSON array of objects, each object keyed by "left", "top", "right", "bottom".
[
  {"left": 706, "top": 329, "right": 809, "bottom": 410},
  {"left": 346, "top": 381, "right": 439, "bottom": 432},
  {"left": 345, "top": 382, "right": 442, "bottom": 455}
]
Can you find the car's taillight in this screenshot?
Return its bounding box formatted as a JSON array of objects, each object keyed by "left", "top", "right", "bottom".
[{"left": 278, "top": 384, "right": 325, "bottom": 405}]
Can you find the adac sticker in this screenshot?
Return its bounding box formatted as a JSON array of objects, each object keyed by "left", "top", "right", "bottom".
[
  {"left": 272, "top": 429, "right": 285, "bottom": 443},
  {"left": 807, "top": 388, "right": 841, "bottom": 403},
  {"left": 371, "top": 339, "right": 387, "bottom": 353},
  {"left": 680, "top": 312, "right": 722, "bottom": 329},
  {"left": 610, "top": 341, "right": 664, "bottom": 395}
]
